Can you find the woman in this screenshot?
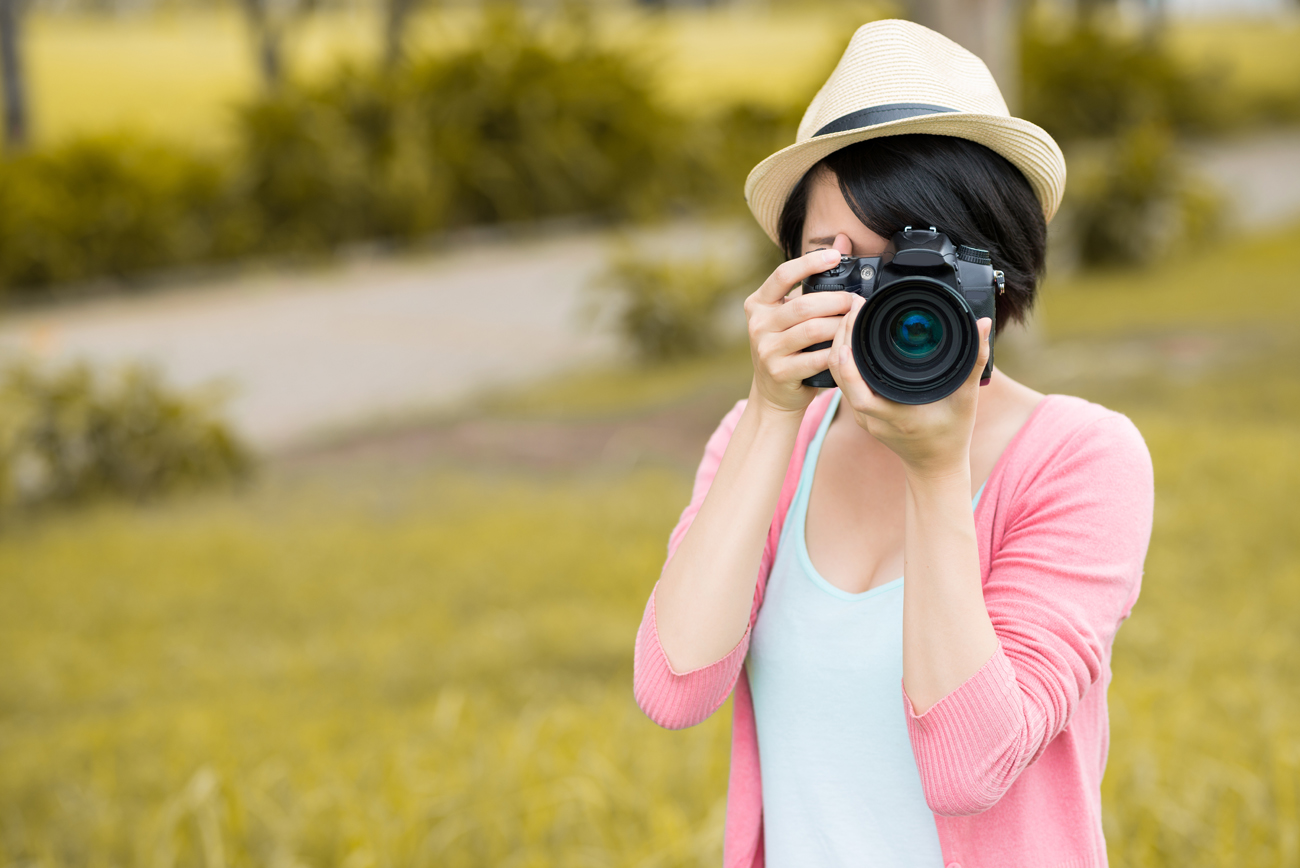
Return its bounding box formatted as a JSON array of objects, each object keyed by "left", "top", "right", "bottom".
[{"left": 632, "top": 19, "right": 1155, "bottom": 868}]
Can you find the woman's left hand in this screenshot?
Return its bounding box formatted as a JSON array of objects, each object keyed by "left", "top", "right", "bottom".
[{"left": 827, "top": 295, "right": 992, "bottom": 481}]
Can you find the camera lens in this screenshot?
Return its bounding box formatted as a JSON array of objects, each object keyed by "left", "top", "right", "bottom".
[
  {"left": 890, "top": 309, "right": 944, "bottom": 359},
  {"left": 850, "top": 278, "right": 979, "bottom": 404},
  {"left": 869, "top": 292, "right": 961, "bottom": 384}
]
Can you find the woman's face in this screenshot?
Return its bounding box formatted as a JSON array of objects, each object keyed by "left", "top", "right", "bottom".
[{"left": 800, "top": 169, "right": 893, "bottom": 260}]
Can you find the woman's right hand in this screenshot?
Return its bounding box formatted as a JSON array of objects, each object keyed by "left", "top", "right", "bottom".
[
  {"left": 744, "top": 237, "right": 855, "bottom": 417},
  {"left": 653, "top": 236, "right": 852, "bottom": 672}
]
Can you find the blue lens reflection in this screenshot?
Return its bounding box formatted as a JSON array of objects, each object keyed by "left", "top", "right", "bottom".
[{"left": 891, "top": 309, "right": 944, "bottom": 358}]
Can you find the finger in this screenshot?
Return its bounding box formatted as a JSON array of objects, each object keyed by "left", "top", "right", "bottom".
[
  {"left": 768, "top": 313, "right": 849, "bottom": 357},
  {"left": 780, "top": 347, "right": 835, "bottom": 382},
  {"left": 826, "top": 293, "right": 858, "bottom": 359},
  {"left": 753, "top": 247, "right": 844, "bottom": 305},
  {"left": 964, "top": 317, "right": 993, "bottom": 388},
  {"left": 828, "top": 296, "right": 879, "bottom": 409},
  {"left": 768, "top": 289, "right": 855, "bottom": 332},
  {"left": 833, "top": 233, "right": 852, "bottom": 256}
]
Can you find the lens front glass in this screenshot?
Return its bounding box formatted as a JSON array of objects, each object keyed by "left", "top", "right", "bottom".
[
  {"left": 891, "top": 309, "right": 944, "bottom": 359},
  {"left": 852, "top": 277, "right": 979, "bottom": 403}
]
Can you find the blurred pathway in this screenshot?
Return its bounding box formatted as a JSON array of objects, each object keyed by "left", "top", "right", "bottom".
[
  {"left": 1, "top": 132, "right": 1296, "bottom": 452},
  {"left": 1187, "top": 129, "right": 1300, "bottom": 228},
  {"left": 0, "top": 221, "right": 752, "bottom": 451}
]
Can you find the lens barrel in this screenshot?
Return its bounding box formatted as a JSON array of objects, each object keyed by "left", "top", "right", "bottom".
[{"left": 850, "top": 278, "right": 980, "bottom": 404}]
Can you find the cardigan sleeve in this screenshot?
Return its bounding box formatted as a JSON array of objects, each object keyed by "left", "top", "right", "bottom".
[
  {"left": 904, "top": 412, "right": 1155, "bottom": 816},
  {"left": 633, "top": 399, "right": 759, "bottom": 730}
]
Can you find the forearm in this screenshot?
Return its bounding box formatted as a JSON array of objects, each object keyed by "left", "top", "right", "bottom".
[
  {"left": 901, "top": 467, "right": 999, "bottom": 715},
  {"left": 654, "top": 386, "right": 804, "bottom": 672}
]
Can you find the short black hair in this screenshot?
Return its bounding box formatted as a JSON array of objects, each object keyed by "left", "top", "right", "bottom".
[{"left": 776, "top": 134, "right": 1047, "bottom": 331}]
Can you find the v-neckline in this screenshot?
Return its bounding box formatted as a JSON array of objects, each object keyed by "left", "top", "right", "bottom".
[{"left": 797, "top": 390, "right": 1055, "bottom": 596}]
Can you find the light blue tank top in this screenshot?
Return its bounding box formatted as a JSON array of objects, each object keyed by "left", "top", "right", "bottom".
[{"left": 747, "top": 391, "right": 981, "bottom": 867}]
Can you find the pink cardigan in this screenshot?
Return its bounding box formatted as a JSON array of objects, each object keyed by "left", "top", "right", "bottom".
[{"left": 633, "top": 390, "right": 1154, "bottom": 868}]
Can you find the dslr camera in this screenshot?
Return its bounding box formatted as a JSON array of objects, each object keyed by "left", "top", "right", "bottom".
[{"left": 801, "top": 226, "right": 1004, "bottom": 404}]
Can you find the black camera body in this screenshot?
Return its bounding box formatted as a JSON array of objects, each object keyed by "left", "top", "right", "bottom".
[{"left": 801, "top": 227, "right": 1002, "bottom": 405}]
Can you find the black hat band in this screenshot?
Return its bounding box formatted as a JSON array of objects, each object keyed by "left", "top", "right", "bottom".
[{"left": 814, "top": 103, "right": 959, "bottom": 137}]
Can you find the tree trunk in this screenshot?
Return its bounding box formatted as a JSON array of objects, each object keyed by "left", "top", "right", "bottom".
[
  {"left": 0, "top": 0, "right": 28, "bottom": 150},
  {"left": 384, "top": 0, "right": 417, "bottom": 69},
  {"left": 909, "top": 0, "right": 1022, "bottom": 112},
  {"left": 240, "top": 0, "right": 284, "bottom": 92},
  {"left": 258, "top": 24, "right": 282, "bottom": 90}
]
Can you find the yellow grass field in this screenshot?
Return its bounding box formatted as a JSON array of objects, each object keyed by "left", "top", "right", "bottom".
[
  {"left": 22, "top": 7, "right": 1300, "bottom": 147},
  {"left": 23, "top": 6, "right": 854, "bottom": 149},
  {"left": 2, "top": 222, "right": 1299, "bottom": 865}
]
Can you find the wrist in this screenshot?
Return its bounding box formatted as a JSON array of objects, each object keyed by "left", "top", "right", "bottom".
[
  {"left": 903, "top": 461, "right": 971, "bottom": 490},
  {"left": 748, "top": 381, "right": 812, "bottom": 427}
]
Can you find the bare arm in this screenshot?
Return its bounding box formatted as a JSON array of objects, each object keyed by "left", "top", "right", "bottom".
[
  {"left": 654, "top": 393, "right": 802, "bottom": 671},
  {"left": 901, "top": 467, "right": 998, "bottom": 713},
  {"left": 654, "top": 242, "right": 854, "bottom": 672},
  {"left": 827, "top": 301, "right": 998, "bottom": 713}
]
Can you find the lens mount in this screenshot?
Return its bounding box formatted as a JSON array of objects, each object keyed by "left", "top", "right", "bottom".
[{"left": 850, "top": 277, "right": 979, "bottom": 404}]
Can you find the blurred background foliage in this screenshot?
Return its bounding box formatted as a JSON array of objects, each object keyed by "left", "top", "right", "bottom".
[
  {"left": 5, "top": 0, "right": 1295, "bottom": 301},
  {"left": 1, "top": 0, "right": 1299, "bottom": 865},
  {"left": 590, "top": 249, "right": 739, "bottom": 362},
  {"left": 0, "top": 360, "right": 251, "bottom": 520},
  {"left": 1019, "top": 12, "right": 1234, "bottom": 269},
  {"left": 1021, "top": 19, "right": 1214, "bottom": 140},
  {"left": 0, "top": 4, "right": 799, "bottom": 299}
]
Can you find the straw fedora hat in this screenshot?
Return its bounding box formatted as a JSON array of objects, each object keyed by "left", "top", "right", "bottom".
[{"left": 744, "top": 19, "right": 1067, "bottom": 245}]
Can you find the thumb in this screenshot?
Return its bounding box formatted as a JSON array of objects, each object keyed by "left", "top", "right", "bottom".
[{"left": 969, "top": 317, "right": 993, "bottom": 386}]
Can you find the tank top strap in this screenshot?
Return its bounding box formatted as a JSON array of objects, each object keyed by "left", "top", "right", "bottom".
[
  {"left": 788, "top": 391, "right": 984, "bottom": 529},
  {"left": 783, "top": 390, "right": 842, "bottom": 544}
]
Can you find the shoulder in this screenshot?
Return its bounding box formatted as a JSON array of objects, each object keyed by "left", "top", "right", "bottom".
[
  {"left": 1016, "top": 394, "right": 1151, "bottom": 475},
  {"left": 995, "top": 394, "right": 1154, "bottom": 532}
]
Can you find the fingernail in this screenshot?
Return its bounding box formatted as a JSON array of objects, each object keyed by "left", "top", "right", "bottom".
[{"left": 823, "top": 249, "right": 841, "bottom": 261}]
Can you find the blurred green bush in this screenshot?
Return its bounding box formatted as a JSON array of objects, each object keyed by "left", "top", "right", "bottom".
[
  {"left": 233, "top": 92, "right": 392, "bottom": 253},
  {"left": 1063, "top": 123, "right": 1222, "bottom": 268},
  {"left": 0, "top": 136, "right": 248, "bottom": 291},
  {"left": 677, "top": 101, "right": 804, "bottom": 216},
  {"left": 0, "top": 7, "right": 796, "bottom": 300},
  {"left": 3, "top": 6, "right": 1281, "bottom": 290},
  {"left": 1023, "top": 16, "right": 1300, "bottom": 138},
  {"left": 1021, "top": 22, "right": 1217, "bottom": 141},
  {"left": 403, "top": 10, "right": 680, "bottom": 225},
  {"left": 589, "top": 218, "right": 784, "bottom": 363},
  {"left": 590, "top": 247, "right": 745, "bottom": 363},
  {"left": 232, "top": 8, "right": 682, "bottom": 250},
  {"left": 0, "top": 360, "right": 252, "bottom": 518},
  {"left": 239, "top": 7, "right": 797, "bottom": 233},
  {"left": 1021, "top": 19, "right": 1229, "bottom": 268}
]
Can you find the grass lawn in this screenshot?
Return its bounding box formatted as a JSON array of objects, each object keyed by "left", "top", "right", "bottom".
[
  {"left": 2, "top": 223, "right": 1299, "bottom": 865},
  {"left": 1, "top": 466, "right": 734, "bottom": 865}
]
